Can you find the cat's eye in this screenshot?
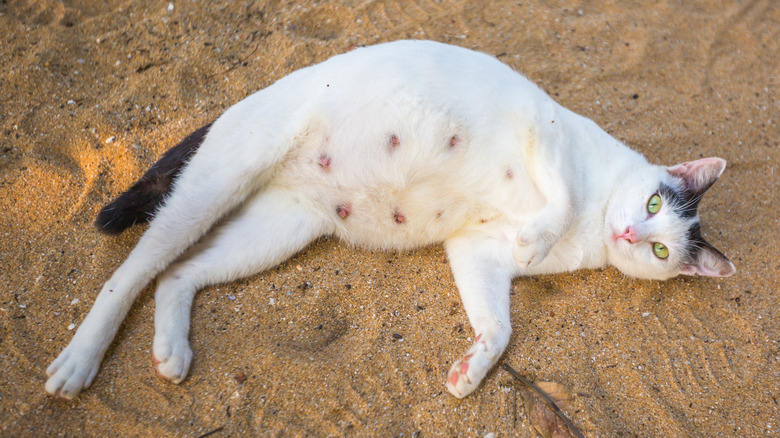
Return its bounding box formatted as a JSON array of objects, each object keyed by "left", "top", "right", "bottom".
[
  {"left": 653, "top": 242, "right": 669, "bottom": 259},
  {"left": 647, "top": 194, "right": 662, "bottom": 214}
]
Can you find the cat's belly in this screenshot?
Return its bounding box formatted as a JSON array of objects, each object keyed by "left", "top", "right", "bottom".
[
  {"left": 325, "top": 180, "right": 491, "bottom": 250},
  {"left": 267, "top": 73, "right": 546, "bottom": 249},
  {"left": 272, "top": 125, "right": 542, "bottom": 250}
]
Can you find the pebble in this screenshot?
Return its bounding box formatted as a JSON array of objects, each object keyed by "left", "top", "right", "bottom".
[
  {"left": 105, "top": 136, "right": 115, "bottom": 144},
  {"left": 67, "top": 323, "right": 76, "bottom": 330}
]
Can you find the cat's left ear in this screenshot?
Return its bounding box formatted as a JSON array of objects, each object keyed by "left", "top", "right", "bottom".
[
  {"left": 668, "top": 157, "right": 727, "bottom": 197},
  {"left": 680, "top": 240, "right": 736, "bottom": 277}
]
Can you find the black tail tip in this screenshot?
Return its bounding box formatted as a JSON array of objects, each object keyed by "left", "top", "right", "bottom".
[
  {"left": 94, "top": 121, "right": 212, "bottom": 235},
  {"left": 94, "top": 195, "right": 152, "bottom": 235},
  {"left": 94, "top": 174, "right": 171, "bottom": 234}
]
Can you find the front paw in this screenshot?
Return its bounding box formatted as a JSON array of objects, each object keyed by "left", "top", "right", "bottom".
[
  {"left": 446, "top": 335, "right": 495, "bottom": 398},
  {"left": 513, "top": 227, "right": 553, "bottom": 267}
]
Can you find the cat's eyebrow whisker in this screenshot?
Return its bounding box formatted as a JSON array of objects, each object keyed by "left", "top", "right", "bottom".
[{"left": 678, "top": 193, "right": 703, "bottom": 210}]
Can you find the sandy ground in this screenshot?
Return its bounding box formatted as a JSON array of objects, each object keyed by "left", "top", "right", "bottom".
[{"left": 0, "top": 0, "right": 777, "bottom": 436}]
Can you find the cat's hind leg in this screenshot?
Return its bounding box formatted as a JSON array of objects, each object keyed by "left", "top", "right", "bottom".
[
  {"left": 152, "top": 188, "right": 330, "bottom": 383},
  {"left": 444, "top": 230, "right": 516, "bottom": 398},
  {"left": 45, "top": 108, "right": 306, "bottom": 399}
]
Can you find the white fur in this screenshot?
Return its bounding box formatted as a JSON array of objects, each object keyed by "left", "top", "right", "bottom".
[{"left": 45, "top": 40, "right": 732, "bottom": 400}]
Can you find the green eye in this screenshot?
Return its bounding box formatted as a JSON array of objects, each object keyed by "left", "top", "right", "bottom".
[
  {"left": 653, "top": 242, "right": 669, "bottom": 259},
  {"left": 647, "top": 194, "right": 662, "bottom": 214}
]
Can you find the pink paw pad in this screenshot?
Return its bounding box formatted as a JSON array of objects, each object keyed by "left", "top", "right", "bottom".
[
  {"left": 152, "top": 355, "right": 168, "bottom": 379},
  {"left": 449, "top": 369, "right": 460, "bottom": 386}
]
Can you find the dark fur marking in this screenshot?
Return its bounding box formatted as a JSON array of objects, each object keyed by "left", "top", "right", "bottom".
[
  {"left": 682, "top": 221, "right": 704, "bottom": 263},
  {"left": 94, "top": 122, "right": 213, "bottom": 234},
  {"left": 682, "top": 221, "right": 729, "bottom": 268},
  {"left": 658, "top": 183, "right": 698, "bottom": 219}
]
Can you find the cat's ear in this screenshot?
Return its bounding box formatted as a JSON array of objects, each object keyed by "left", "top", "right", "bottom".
[
  {"left": 680, "top": 240, "right": 736, "bottom": 277},
  {"left": 668, "top": 157, "right": 727, "bottom": 197}
]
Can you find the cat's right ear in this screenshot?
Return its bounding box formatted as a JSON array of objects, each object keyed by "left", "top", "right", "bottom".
[
  {"left": 667, "top": 157, "right": 727, "bottom": 197},
  {"left": 680, "top": 240, "right": 736, "bottom": 277}
]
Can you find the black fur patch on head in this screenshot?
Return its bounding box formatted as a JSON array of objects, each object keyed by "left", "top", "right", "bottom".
[
  {"left": 95, "top": 122, "right": 213, "bottom": 234},
  {"left": 682, "top": 221, "right": 705, "bottom": 264},
  {"left": 658, "top": 183, "right": 698, "bottom": 219}
]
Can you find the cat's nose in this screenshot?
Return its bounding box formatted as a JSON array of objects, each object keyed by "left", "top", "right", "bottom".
[{"left": 618, "top": 226, "right": 639, "bottom": 244}]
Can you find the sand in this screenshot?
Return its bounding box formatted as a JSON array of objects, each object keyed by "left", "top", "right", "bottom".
[{"left": 1, "top": 0, "right": 777, "bottom": 436}]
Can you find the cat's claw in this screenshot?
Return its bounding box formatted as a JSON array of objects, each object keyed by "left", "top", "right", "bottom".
[
  {"left": 513, "top": 227, "right": 553, "bottom": 267},
  {"left": 446, "top": 336, "right": 495, "bottom": 398},
  {"left": 152, "top": 336, "right": 192, "bottom": 384},
  {"left": 45, "top": 345, "right": 101, "bottom": 399}
]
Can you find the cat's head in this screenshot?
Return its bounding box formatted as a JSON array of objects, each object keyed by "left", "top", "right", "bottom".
[{"left": 603, "top": 157, "right": 736, "bottom": 280}]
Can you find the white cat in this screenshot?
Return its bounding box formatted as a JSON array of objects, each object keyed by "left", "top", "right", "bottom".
[{"left": 45, "top": 40, "right": 735, "bottom": 400}]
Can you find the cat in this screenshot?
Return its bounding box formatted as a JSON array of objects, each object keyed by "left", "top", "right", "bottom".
[{"left": 45, "top": 40, "right": 735, "bottom": 400}]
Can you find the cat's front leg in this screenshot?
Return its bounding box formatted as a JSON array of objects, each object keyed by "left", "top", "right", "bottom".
[
  {"left": 444, "top": 230, "right": 516, "bottom": 398},
  {"left": 513, "top": 167, "right": 574, "bottom": 267},
  {"left": 513, "top": 209, "right": 571, "bottom": 267}
]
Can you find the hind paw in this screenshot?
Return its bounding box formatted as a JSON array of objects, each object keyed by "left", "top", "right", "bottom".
[
  {"left": 153, "top": 336, "right": 192, "bottom": 384},
  {"left": 45, "top": 344, "right": 101, "bottom": 399}
]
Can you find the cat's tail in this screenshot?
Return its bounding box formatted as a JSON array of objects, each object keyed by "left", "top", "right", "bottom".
[{"left": 95, "top": 123, "right": 212, "bottom": 234}]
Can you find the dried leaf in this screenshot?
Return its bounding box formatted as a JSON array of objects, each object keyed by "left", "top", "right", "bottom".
[
  {"left": 503, "top": 364, "right": 583, "bottom": 438},
  {"left": 521, "top": 381, "right": 575, "bottom": 438},
  {"left": 535, "top": 381, "right": 574, "bottom": 405}
]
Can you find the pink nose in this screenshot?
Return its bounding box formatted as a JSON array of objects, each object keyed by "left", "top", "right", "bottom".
[{"left": 618, "top": 226, "right": 639, "bottom": 244}]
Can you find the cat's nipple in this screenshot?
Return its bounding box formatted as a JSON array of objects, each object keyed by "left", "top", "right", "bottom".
[
  {"left": 394, "top": 210, "right": 406, "bottom": 224},
  {"left": 318, "top": 154, "right": 331, "bottom": 170},
  {"left": 336, "top": 204, "right": 351, "bottom": 219},
  {"left": 389, "top": 134, "right": 400, "bottom": 149}
]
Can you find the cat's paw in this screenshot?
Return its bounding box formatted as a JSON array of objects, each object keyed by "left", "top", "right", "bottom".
[
  {"left": 513, "top": 226, "right": 553, "bottom": 267},
  {"left": 45, "top": 344, "right": 101, "bottom": 399},
  {"left": 153, "top": 336, "right": 192, "bottom": 384},
  {"left": 446, "top": 335, "right": 495, "bottom": 398}
]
